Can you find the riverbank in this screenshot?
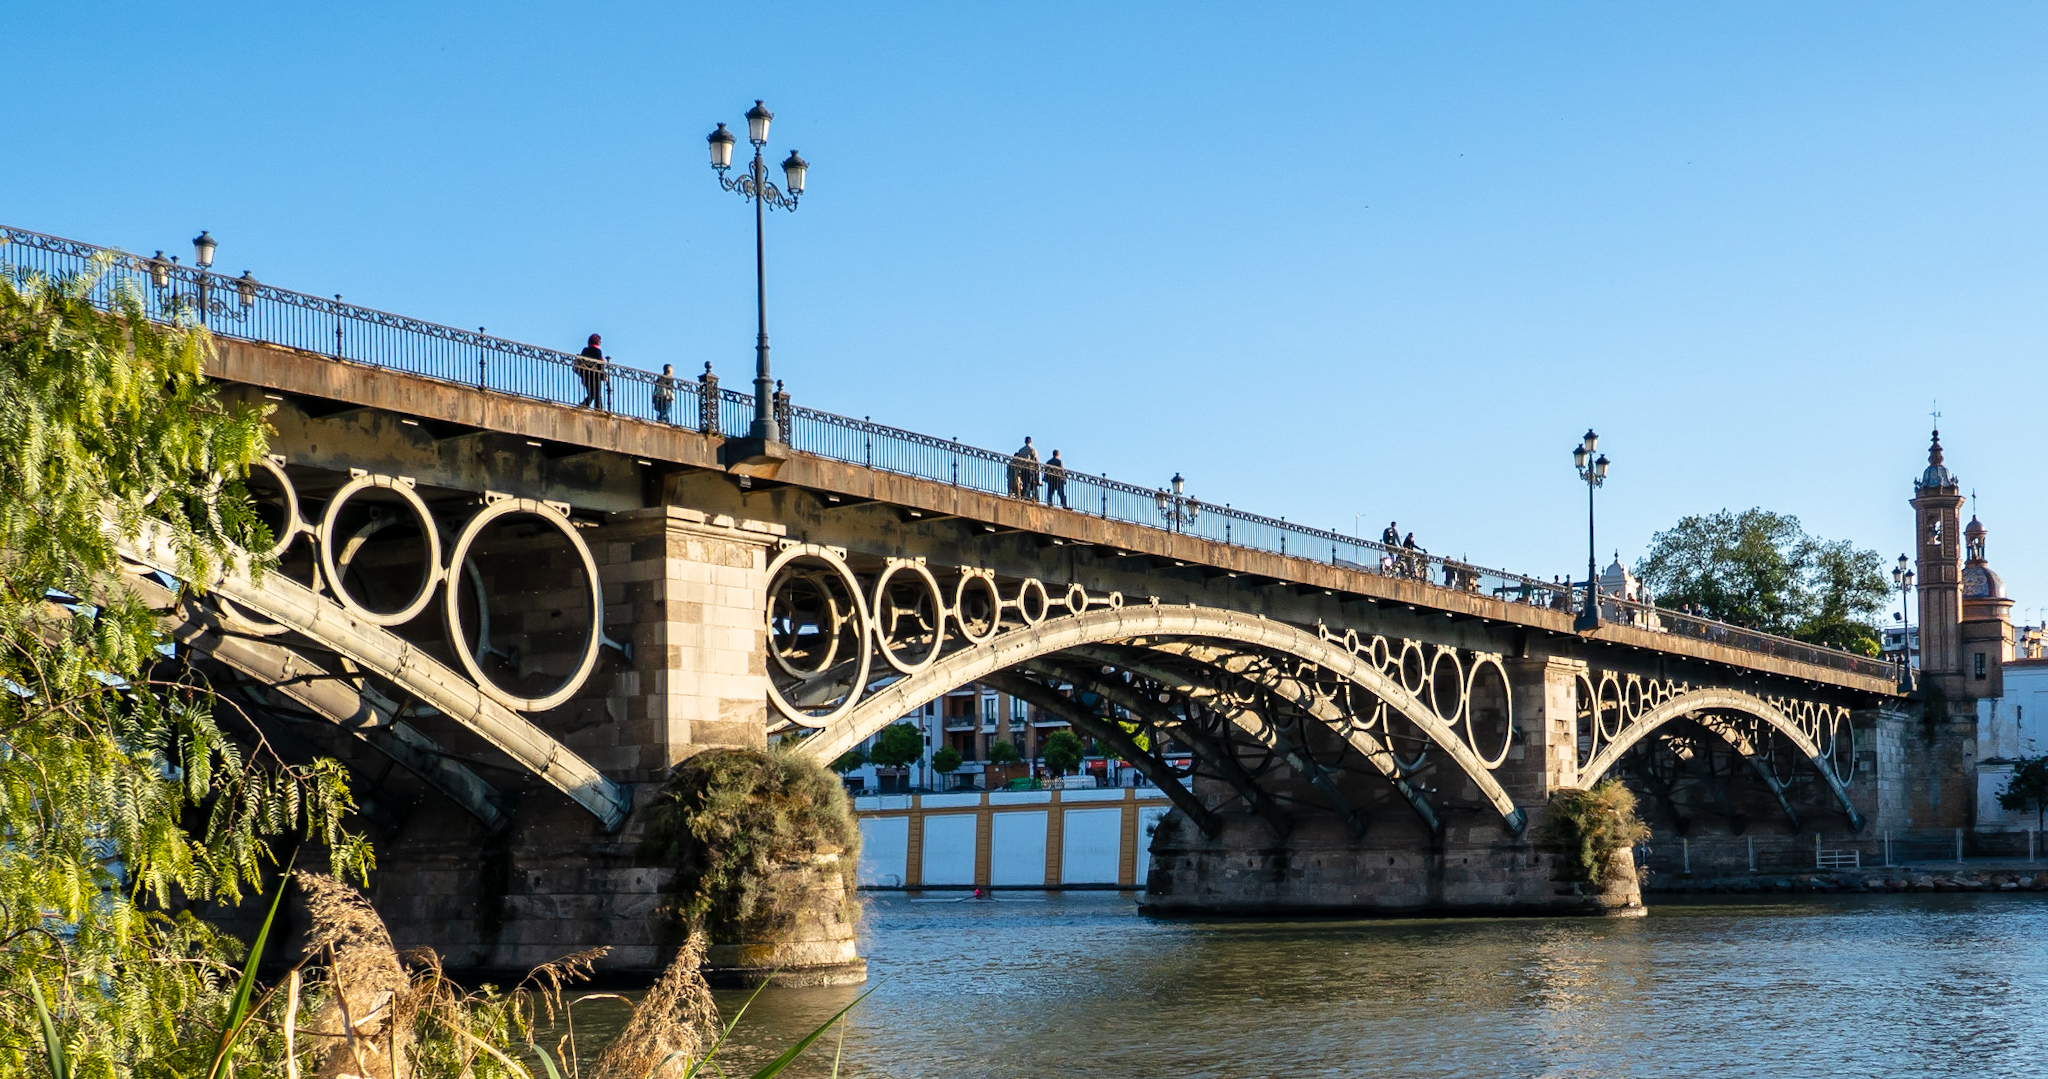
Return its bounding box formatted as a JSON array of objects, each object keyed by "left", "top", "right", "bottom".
[{"left": 1647, "top": 862, "right": 2048, "bottom": 895}]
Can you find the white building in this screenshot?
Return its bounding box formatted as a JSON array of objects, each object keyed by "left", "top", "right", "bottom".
[
  {"left": 838, "top": 682, "right": 1144, "bottom": 795},
  {"left": 1961, "top": 517, "right": 2039, "bottom": 830}
]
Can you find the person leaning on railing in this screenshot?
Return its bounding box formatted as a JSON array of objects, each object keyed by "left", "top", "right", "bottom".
[
  {"left": 653, "top": 363, "right": 677, "bottom": 424},
  {"left": 1008, "top": 436, "right": 1041, "bottom": 499}
]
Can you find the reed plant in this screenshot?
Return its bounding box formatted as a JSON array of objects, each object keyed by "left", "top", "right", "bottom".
[{"left": 27, "top": 871, "right": 868, "bottom": 1079}]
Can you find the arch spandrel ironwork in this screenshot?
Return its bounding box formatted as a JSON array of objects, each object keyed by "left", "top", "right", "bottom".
[
  {"left": 115, "top": 462, "right": 633, "bottom": 830},
  {"left": 1571, "top": 674, "right": 1863, "bottom": 832},
  {"left": 780, "top": 559, "right": 1533, "bottom": 833}
]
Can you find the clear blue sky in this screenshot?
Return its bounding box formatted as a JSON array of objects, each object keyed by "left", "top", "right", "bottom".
[{"left": 13, "top": 3, "right": 2048, "bottom": 624}]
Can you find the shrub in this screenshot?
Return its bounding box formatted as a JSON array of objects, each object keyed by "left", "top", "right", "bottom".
[
  {"left": 1534, "top": 779, "right": 1651, "bottom": 885},
  {"left": 642, "top": 746, "right": 861, "bottom": 941},
  {"left": 1998, "top": 755, "right": 2048, "bottom": 830}
]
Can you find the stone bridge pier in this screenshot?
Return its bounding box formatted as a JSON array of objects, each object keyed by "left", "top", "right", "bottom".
[
  {"left": 357, "top": 505, "right": 790, "bottom": 975},
  {"left": 1141, "top": 656, "right": 1630, "bottom": 917}
]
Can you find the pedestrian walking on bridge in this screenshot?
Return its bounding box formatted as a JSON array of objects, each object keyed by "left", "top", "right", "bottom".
[
  {"left": 1044, "top": 449, "right": 1069, "bottom": 508},
  {"left": 575, "top": 333, "right": 610, "bottom": 410}
]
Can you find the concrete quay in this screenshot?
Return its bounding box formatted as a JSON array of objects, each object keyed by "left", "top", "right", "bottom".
[{"left": 1648, "top": 862, "right": 2048, "bottom": 895}]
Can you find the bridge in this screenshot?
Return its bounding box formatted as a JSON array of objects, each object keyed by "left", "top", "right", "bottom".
[{"left": 5, "top": 225, "right": 1932, "bottom": 977}]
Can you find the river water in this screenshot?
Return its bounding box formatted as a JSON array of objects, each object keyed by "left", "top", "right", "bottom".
[{"left": 585, "top": 891, "right": 2048, "bottom": 1078}]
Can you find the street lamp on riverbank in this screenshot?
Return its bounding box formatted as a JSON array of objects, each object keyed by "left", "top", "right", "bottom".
[
  {"left": 1572, "top": 430, "right": 1610, "bottom": 632},
  {"left": 707, "top": 101, "right": 809, "bottom": 446},
  {"left": 1893, "top": 554, "right": 1916, "bottom": 691}
]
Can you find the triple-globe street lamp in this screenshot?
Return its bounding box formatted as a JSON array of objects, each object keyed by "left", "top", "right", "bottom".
[
  {"left": 1157, "top": 473, "right": 1200, "bottom": 534},
  {"left": 147, "top": 231, "right": 257, "bottom": 326},
  {"left": 707, "top": 101, "right": 809, "bottom": 446},
  {"left": 1892, "top": 554, "right": 1917, "bottom": 691},
  {"left": 1572, "top": 430, "right": 1611, "bottom": 632}
]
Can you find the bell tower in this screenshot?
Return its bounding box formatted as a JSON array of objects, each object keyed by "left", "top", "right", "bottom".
[
  {"left": 1911, "top": 430, "right": 1965, "bottom": 695},
  {"left": 1959, "top": 515, "right": 2015, "bottom": 700}
]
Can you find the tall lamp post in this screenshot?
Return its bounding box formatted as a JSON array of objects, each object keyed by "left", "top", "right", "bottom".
[
  {"left": 1156, "top": 473, "right": 1200, "bottom": 534},
  {"left": 1892, "top": 554, "right": 1916, "bottom": 691},
  {"left": 1571, "top": 430, "right": 1610, "bottom": 632},
  {"left": 707, "top": 101, "right": 809, "bottom": 448}
]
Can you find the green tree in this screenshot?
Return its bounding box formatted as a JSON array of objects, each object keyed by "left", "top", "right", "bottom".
[
  {"left": 0, "top": 265, "right": 367, "bottom": 1076},
  {"left": 829, "top": 746, "right": 866, "bottom": 774},
  {"left": 868, "top": 722, "right": 925, "bottom": 769},
  {"left": 1998, "top": 756, "right": 2048, "bottom": 831},
  {"left": 988, "top": 739, "right": 1021, "bottom": 765},
  {"left": 1041, "top": 730, "right": 1086, "bottom": 776},
  {"left": 931, "top": 746, "right": 963, "bottom": 774},
  {"left": 1635, "top": 508, "right": 1887, "bottom": 654}
]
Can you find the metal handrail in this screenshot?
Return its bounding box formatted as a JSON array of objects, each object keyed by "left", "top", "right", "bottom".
[{"left": 0, "top": 223, "right": 1899, "bottom": 684}]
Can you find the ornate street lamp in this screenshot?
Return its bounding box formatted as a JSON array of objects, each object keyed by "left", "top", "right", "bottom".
[
  {"left": 151, "top": 232, "right": 254, "bottom": 326},
  {"left": 1892, "top": 554, "right": 1916, "bottom": 690},
  {"left": 1572, "top": 430, "right": 1610, "bottom": 632},
  {"left": 706, "top": 100, "right": 809, "bottom": 448},
  {"left": 1156, "top": 473, "right": 1200, "bottom": 533}
]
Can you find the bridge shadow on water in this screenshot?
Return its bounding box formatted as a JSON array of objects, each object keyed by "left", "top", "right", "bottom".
[{"left": 551, "top": 889, "right": 2048, "bottom": 1079}]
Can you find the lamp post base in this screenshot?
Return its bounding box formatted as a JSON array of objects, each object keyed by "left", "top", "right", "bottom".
[{"left": 720, "top": 435, "right": 793, "bottom": 470}]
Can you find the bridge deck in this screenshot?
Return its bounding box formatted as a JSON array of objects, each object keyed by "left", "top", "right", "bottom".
[
  {"left": 208, "top": 336, "right": 1899, "bottom": 698},
  {"left": 0, "top": 221, "right": 1896, "bottom": 697}
]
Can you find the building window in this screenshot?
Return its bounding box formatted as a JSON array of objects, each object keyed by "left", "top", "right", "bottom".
[
  {"left": 983, "top": 695, "right": 998, "bottom": 723},
  {"left": 1012, "top": 697, "right": 1027, "bottom": 722},
  {"left": 1974, "top": 652, "right": 1987, "bottom": 679}
]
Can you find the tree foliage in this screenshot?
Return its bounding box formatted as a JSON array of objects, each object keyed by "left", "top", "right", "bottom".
[
  {"left": 1534, "top": 780, "right": 1651, "bottom": 886},
  {"left": 930, "top": 746, "right": 963, "bottom": 774},
  {"left": 1998, "top": 756, "right": 2048, "bottom": 831},
  {"left": 1634, "top": 508, "right": 1888, "bottom": 654},
  {"left": 0, "top": 265, "right": 368, "bottom": 1078},
  {"left": 867, "top": 722, "right": 924, "bottom": 769},
  {"left": 987, "top": 740, "right": 1021, "bottom": 765},
  {"left": 827, "top": 746, "right": 865, "bottom": 774},
  {"left": 1041, "top": 730, "right": 1085, "bottom": 776}
]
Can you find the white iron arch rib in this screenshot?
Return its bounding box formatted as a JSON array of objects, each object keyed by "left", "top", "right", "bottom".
[
  {"left": 121, "top": 565, "right": 511, "bottom": 832},
  {"left": 1577, "top": 688, "right": 1862, "bottom": 831},
  {"left": 796, "top": 604, "right": 1523, "bottom": 832},
  {"left": 117, "top": 518, "right": 631, "bottom": 831}
]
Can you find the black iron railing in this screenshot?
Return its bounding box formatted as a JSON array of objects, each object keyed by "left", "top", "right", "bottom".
[{"left": 0, "top": 224, "right": 1899, "bottom": 684}]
